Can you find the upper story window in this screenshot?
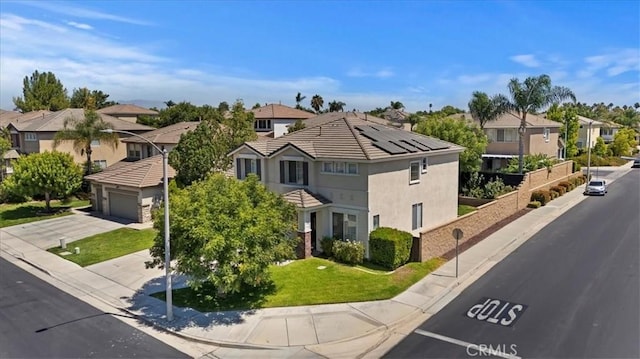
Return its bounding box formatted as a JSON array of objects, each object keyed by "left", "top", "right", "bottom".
[
  {"left": 236, "top": 157, "right": 261, "bottom": 180},
  {"left": 543, "top": 128, "right": 550, "bottom": 142},
  {"left": 93, "top": 160, "right": 107, "bottom": 169},
  {"left": 255, "top": 119, "right": 272, "bottom": 131},
  {"left": 488, "top": 128, "right": 518, "bottom": 143},
  {"left": 128, "top": 143, "right": 142, "bottom": 160},
  {"left": 321, "top": 161, "right": 358, "bottom": 175},
  {"left": 280, "top": 159, "right": 308, "bottom": 186},
  {"left": 410, "top": 161, "right": 420, "bottom": 184},
  {"left": 421, "top": 157, "right": 428, "bottom": 173},
  {"left": 24, "top": 132, "right": 37, "bottom": 142},
  {"left": 91, "top": 139, "right": 100, "bottom": 147}
]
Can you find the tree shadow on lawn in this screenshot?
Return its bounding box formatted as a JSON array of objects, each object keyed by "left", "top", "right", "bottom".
[
  {"left": 127, "top": 275, "right": 276, "bottom": 331},
  {"left": 0, "top": 205, "right": 71, "bottom": 220}
]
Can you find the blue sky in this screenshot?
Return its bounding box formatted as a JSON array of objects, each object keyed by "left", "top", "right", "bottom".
[{"left": 1, "top": 0, "right": 638, "bottom": 112}]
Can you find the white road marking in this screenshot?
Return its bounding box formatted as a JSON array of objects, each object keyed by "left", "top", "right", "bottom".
[{"left": 413, "top": 329, "right": 522, "bottom": 359}]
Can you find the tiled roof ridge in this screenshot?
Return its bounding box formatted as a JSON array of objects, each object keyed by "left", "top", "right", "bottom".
[{"left": 344, "top": 116, "right": 372, "bottom": 160}]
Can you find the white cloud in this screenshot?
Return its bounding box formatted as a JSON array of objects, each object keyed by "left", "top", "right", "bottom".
[
  {"left": 66, "top": 21, "right": 93, "bottom": 30},
  {"left": 510, "top": 54, "right": 541, "bottom": 68},
  {"left": 346, "top": 67, "right": 394, "bottom": 78},
  {"left": 579, "top": 48, "right": 640, "bottom": 78},
  {"left": 19, "top": 1, "right": 152, "bottom": 26}
]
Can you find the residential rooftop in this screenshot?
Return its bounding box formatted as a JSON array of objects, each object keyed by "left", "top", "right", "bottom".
[
  {"left": 85, "top": 155, "right": 176, "bottom": 188},
  {"left": 122, "top": 121, "right": 200, "bottom": 145}
]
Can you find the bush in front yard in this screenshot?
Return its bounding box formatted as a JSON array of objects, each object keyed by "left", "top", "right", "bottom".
[
  {"left": 531, "top": 190, "right": 551, "bottom": 206},
  {"left": 320, "top": 236, "right": 334, "bottom": 257},
  {"left": 332, "top": 240, "right": 365, "bottom": 265},
  {"left": 558, "top": 181, "right": 572, "bottom": 191},
  {"left": 550, "top": 185, "right": 566, "bottom": 196},
  {"left": 549, "top": 190, "right": 559, "bottom": 199},
  {"left": 369, "top": 227, "right": 413, "bottom": 270},
  {"left": 527, "top": 201, "right": 542, "bottom": 208}
]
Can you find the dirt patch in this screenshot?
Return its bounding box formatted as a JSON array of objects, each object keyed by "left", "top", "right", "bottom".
[{"left": 440, "top": 208, "right": 532, "bottom": 261}]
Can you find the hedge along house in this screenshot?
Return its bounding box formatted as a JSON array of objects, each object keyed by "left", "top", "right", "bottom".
[
  {"left": 229, "top": 112, "right": 464, "bottom": 259},
  {"left": 84, "top": 122, "right": 197, "bottom": 222}
]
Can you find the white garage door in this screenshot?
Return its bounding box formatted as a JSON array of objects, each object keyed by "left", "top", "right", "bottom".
[{"left": 108, "top": 192, "right": 138, "bottom": 221}]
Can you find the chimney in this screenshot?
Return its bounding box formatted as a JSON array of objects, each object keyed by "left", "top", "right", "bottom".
[{"left": 365, "top": 113, "right": 368, "bottom": 121}]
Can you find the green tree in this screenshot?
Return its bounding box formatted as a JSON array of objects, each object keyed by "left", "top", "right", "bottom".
[
  {"left": 390, "top": 101, "right": 404, "bottom": 110},
  {"left": 217, "top": 101, "right": 230, "bottom": 113},
  {"left": 156, "top": 102, "right": 214, "bottom": 128},
  {"left": 468, "top": 91, "right": 509, "bottom": 129},
  {"left": 503, "top": 74, "right": 576, "bottom": 173},
  {"left": 252, "top": 103, "right": 262, "bottom": 109},
  {"left": 328, "top": 100, "right": 346, "bottom": 112},
  {"left": 295, "top": 92, "right": 306, "bottom": 109},
  {"left": 406, "top": 113, "right": 422, "bottom": 131},
  {"left": 13, "top": 70, "right": 70, "bottom": 112},
  {"left": 547, "top": 104, "right": 579, "bottom": 157},
  {"left": 287, "top": 119, "right": 306, "bottom": 133},
  {"left": 310, "top": 94, "right": 324, "bottom": 113},
  {"left": 0, "top": 131, "right": 11, "bottom": 181},
  {"left": 147, "top": 173, "right": 297, "bottom": 295},
  {"left": 4, "top": 151, "right": 82, "bottom": 212},
  {"left": 169, "top": 100, "right": 256, "bottom": 186},
  {"left": 592, "top": 137, "right": 610, "bottom": 157},
  {"left": 70, "top": 88, "right": 116, "bottom": 109},
  {"left": 52, "top": 102, "right": 119, "bottom": 175},
  {"left": 164, "top": 100, "right": 176, "bottom": 108},
  {"left": 415, "top": 117, "right": 488, "bottom": 172},
  {"left": 609, "top": 128, "right": 638, "bottom": 156}
]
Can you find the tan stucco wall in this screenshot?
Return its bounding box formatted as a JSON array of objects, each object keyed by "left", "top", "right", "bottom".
[
  {"left": 577, "top": 125, "right": 601, "bottom": 148},
  {"left": 35, "top": 132, "right": 128, "bottom": 168},
  {"left": 368, "top": 153, "right": 459, "bottom": 237},
  {"left": 419, "top": 161, "right": 580, "bottom": 261},
  {"left": 528, "top": 128, "right": 560, "bottom": 158},
  {"left": 486, "top": 141, "right": 518, "bottom": 155},
  {"left": 90, "top": 182, "right": 141, "bottom": 221}
]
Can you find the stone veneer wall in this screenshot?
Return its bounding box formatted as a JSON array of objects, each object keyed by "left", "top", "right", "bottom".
[{"left": 419, "top": 161, "right": 581, "bottom": 261}]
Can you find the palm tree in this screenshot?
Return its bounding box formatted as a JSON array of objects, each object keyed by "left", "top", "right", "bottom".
[
  {"left": 328, "top": 100, "right": 346, "bottom": 112},
  {"left": 390, "top": 101, "right": 404, "bottom": 110},
  {"left": 468, "top": 91, "right": 509, "bottom": 130},
  {"left": 53, "top": 105, "right": 119, "bottom": 175},
  {"left": 504, "top": 74, "right": 576, "bottom": 174},
  {"left": 295, "top": 92, "right": 306, "bottom": 108},
  {"left": 310, "top": 94, "right": 324, "bottom": 113}
]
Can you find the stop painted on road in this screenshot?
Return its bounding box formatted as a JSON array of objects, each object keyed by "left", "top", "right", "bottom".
[{"left": 465, "top": 297, "right": 528, "bottom": 327}]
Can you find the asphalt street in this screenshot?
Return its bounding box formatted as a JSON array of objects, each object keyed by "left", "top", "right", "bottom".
[
  {"left": 0, "top": 257, "right": 189, "bottom": 359},
  {"left": 385, "top": 170, "right": 640, "bottom": 359}
]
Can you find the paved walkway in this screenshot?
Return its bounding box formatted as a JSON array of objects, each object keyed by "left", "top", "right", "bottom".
[{"left": 0, "top": 162, "right": 634, "bottom": 358}]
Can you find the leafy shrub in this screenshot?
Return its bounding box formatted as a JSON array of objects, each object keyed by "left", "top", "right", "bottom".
[
  {"left": 320, "top": 236, "right": 334, "bottom": 257},
  {"left": 558, "top": 181, "right": 571, "bottom": 191},
  {"left": 484, "top": 178, "right": 514, "bottom": 199},
  {"left": 531, "top": 190, "right": 551, "bottom": 206},
  {"left": 550, "top": 185, "right": 566, "bottom": 196},
  {"left": 462, "top": 172, "right": 514, "bottom": 199},
  {"left": 333, "top": 239, "right": 365, "bottom": 265},
  {"left": 0, "top": 176, "right": 30, "bottom": 203},
  {"left": 369, "top": 227, "right": 413, "bottom": 270},
  {"left": 549, "top": 190, "right": 559, "bottom": 199},
  {"left": 571, "top": 154, "right": 627, "bottom": 167},
  {"left": 502, "top": 153, "right": 559, "bottom": 174},
  {"left": 527, "top": 201, "right": 541, "bottom": 208},
  {"left": 572, "top": 161, "right": 582, "bottom": 173}
]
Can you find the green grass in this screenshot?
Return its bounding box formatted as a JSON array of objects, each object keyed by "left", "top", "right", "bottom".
[
  {"left": 571, "top": 154, "right": 627, "bottom": 167},
  {"left": 48, "top": 228, "right": 157, "bottom": 267},
  {"left": 0, "top": 199, "right": 90, "bottom": 228},
  {"left": 458, "top": 204, "right": 476, "bottom": 216},
  {"left": 152, "top": 257, "right": 445, "bottom": 312}
]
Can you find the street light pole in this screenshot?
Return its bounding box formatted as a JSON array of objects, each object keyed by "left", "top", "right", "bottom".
[
  {"left": 564, "top": 116, "right": 569, "bottom": 159},
  {"left": 586, "top": 121, "right": 593, "bottom": 186},
  {"left": 101, "top": 129, "right": 173, "bottom": 321}
]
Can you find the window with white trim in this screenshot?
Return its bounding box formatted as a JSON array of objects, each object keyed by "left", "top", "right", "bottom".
[
  {"left": 332, "top": 212, "right": 357, "bottom": 241},
  {"left": 236, "top": 158, "right": 261, "bottom": 180},
  {"left": 24, "top": 132, "right": 37, "bottom": 141},
  {"left": 128, "top": 143, "right": 142, "bottom": 160},
  {"left": 322, "top": 161, "right": 358, "bottom": 175},
  {"left": 93, "top": 160, "right": 107, "bottom": 169},
  {"left": 91, "top": 139, "right": 100, "bottom": 147},
  {"left": 488, "top": 128, "right": 518, "bottom": 143},
  {"left": 254, "top": 119, "right": 272, "bottom": 131},
  {"left": 543, "top": 128, "right": 550, "bottom": 142},
  {"left": 412, "top": 203, "right": 423, "bottom": 230},
  {"left": 373, "top": 215, "right": 380, "bottom": 230},
  {"left": 410, "top": 161, "right": 420, "bottom": 184},
  {"left": 280, "top": 160, "right": 307, "bottom": 185},
  {"left": 421, "top": 157, "right": 428, "bottom": 173}
]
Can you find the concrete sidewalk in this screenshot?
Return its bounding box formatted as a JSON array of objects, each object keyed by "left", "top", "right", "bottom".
[{"left": 0, "top": 162, "right": 634, "bottom": 359}]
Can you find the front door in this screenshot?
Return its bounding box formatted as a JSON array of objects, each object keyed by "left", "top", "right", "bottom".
[{"left": 310, "top": 212, "right": 317, "bottom": 252}]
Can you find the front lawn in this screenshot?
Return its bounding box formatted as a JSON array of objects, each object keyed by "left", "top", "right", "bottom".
[
  {"left": 151, "top": 257, "right": 445, "bottom": 312},
  {"left": 458, "top": 204, "right": 476, "bottom": 216},
  {"left": 48, "top": 228, "right": 157, "bottom": 267},
  {"left": 0, "top": 198, "right": 90, "bottom": 228}
]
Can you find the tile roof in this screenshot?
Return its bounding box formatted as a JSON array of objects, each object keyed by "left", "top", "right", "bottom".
[
  {"left": 575, "top": 115, "right": 619, "bottom": 128},
  {"left": 303, "top": 111, "right": 389, "bottom": 127},
  {"left": 451, "top": 112, "right": 561, "bottom": 129},
  {"left": 2, "top": 149, "right": 20, "bottom": 159},
  {"left": 9, "top": 108, "right": 154, "bottom": 132},
  {"left": 85, "top": 155, "right": 175, "bottom": 188},
  {"left": 239, "top": 114, "right": 463, "bottom": 161},
  {"left": 0, "top": 110, "right": 51, "bottom": 128},
  {"left": 122, "top": 121, "right": 199, "bottom": 145},
  {"left": 250, "top": 104, "right": 316, "bottom": 119},
  {"left": 282, "top": 189, "right": 332, "bottom": 209},
  {"left": 97, "top": 104, "right": 159, "bottom": 116}
]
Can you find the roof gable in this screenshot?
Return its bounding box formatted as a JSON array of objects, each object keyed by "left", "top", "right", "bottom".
[
  {"left": 250, "top": 104, "right": 315, "bottom": 120},
  {"left": 122, "top": 121, "right": 199, "bottom": 145},
  {"left": 11, "top": 108, "right": 154, "bottom": 132},
  {"left": 97, "top": 104, "right": 159, "bottom": 116},
  {"left": 85, "top": 155, "right": 175, "bottom": 188}
]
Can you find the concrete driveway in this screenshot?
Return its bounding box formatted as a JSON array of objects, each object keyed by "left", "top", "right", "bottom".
[{"left": 0, "top": 213, "right": 127, "bottom": 249}]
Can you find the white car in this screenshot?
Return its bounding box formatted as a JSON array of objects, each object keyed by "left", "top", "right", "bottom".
[{"left": 584, "top": 180, "right": 607, "bottom": 196}]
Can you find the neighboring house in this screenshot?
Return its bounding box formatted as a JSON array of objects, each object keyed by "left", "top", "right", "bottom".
[
  {"left": 452, "top": 112, "right": 561, "bottom": 171},
  {"left": 1, "top": 149, "right": 20, "bottom": 180},
  {"left": 229, "top": 114, "right": 464, "bottom": 259},
  {"left": 121, "top": 121, "right": 199, "bottom": 161},
  {"left": 575, "top": 115, "right": 620, "bottom": 148},
  {"left": 84, "top": 121, "right": 196, "bottom": 222},
  {"left": 381, "top": 108, "right": 412, "bottom": 130},
  {"left": 97, "top": 104, "right": 159, "bottom": 123},
  {"left": 85, "top": 155, "right": 176, "bottom": 223},
  {"left": 5, "top": 108, "right": 153, "bottom": 169},
  {"left": 250, "top": 104, "right": 315, "bottom": 138}
]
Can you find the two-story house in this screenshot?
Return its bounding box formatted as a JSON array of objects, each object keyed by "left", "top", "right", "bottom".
[
  {"left": 229, "top": 113, "right": 464, "bottom": 258},
  {"left": 250, "top": 103, "right": 316, "bottom": 138},
  {"left": 85, "top": 121, "right": 197, "bottom": 222},
  {"left": 97, "top": 104, "right": 159, "bottom": 123},
  {"left": 576, "top": 115, "right": 620, "bottom": 148}
]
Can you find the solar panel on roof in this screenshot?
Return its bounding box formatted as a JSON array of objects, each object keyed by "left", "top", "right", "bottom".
[
  {"left": 390, "top": 140, "right": 418, "bottom": 152},
  {"left": 413, "top": 138, "right": 449, "bottom": 150},
  {"left": 373, "top": 141, "right": 407, "bottom": 154},
  {"left": 403, "top": 139, "right": 430, "bottom": 151}
]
